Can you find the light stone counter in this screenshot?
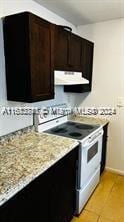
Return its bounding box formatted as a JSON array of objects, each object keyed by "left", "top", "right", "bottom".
[
  {"left": 0, "top": 131, "right": 79, "bottom": 207},
  {"left": 69, "top": 115, "right": 109, "bottom": 127}
]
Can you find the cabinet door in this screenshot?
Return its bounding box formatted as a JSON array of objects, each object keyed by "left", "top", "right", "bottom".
[
  {"left": 0, "top": 170, "right": 51, "bottom": 222},
  {"left": 64, "top": 38, "right": 94, "bottom": 93},
  {"left": 3, "top": 13, "right": 31, "bottom": 102},
  {"left": 29, "top": 14, "right": 54, "bottom": 101},
  {"left": 82, "top": 39, "right": 94, "bottom": 91},
  {"left": 54, "top": 26, "right": 69, "bottom": 70},
  {"left": 49, "top": 147, "right": 78, "bottom": 222},
  {"left": 69, "top": 34, "right": 82, "bottom": 71},
  {"left": 3, "top": 12, "right": 54, "bottom": 103},
  {"left": 55, "top": 27, "right": 82, "bottom": 72}
]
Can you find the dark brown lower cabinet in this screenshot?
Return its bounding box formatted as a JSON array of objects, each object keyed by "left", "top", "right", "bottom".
[
  {"left": 100, "top": 124, "right": 108, "bottom": 174},
  {"left": 0, "top": 147, "right": 78, "bottom": 222}
]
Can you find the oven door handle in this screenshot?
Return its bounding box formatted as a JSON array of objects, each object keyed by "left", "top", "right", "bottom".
[{"left": 82, "top": 130, "right": 103, "bottom": 148}]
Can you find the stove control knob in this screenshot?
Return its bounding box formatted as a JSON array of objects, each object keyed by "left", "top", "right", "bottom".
[{"left": 88, "top": 137, "right": 92, "bottom": 143}]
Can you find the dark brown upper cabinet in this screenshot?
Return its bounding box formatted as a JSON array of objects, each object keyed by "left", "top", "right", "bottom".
[
  {"left": 54, "top": 25, "right": 94, "bottom": 93},
  {"left": 81, "top": 39, "right": 94, "bottom": 91},
  {"left": 54, "top": 25, "right": 69, "bottom": 71},
  {"left": 68, "top": 33, "right": 82, "bottom": 71},
  {"left": 3, "top": 12, "right": 54, "bottom": 102},
  {"left": 64, "top": 38, "right": 94, "bottom": 93},
  {"left": 54, "top": 25, "right": 82, "bottom": 72}
]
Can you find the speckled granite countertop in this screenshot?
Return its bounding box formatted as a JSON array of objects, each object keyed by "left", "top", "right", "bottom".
[
  {"left": 0, "top": 131, "right": 78, "bottom": 207},
  {"left": 69, "top": 115, "right": 109, "bottom": 126}
]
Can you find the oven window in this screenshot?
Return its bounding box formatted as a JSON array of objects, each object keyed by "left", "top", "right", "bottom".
[{"left": 87, "top": 142, "right": 98, "bottom": 163}]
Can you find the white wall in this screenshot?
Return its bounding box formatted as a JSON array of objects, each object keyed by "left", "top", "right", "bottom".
[
  {"left": 0, "top": 0, "right": 77, "bottom": 136},
  {"left": 73, "top": 19, "right": 124, "bottom": 173},
  {"left": 1, "top": 0, "right": 77, "bottom": 31}
]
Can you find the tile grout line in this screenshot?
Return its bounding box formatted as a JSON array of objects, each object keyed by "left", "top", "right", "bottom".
[
  {"left": 99, "top": 173, "right": 119, "bottom": 217},
  {"left": 74, "top": 172, "right": 120, "bottom": 222},
  {"left": 110, "top": 174, "right": 119, "bottom": 193},
  {"left": 84, "top": 208, "right": 100, "bottom": 217},
  {"left": 85, "top": 173, "right": 118, "bottom": 216},
  {"left": 99, "top": 174, "right": 121, "bottom": 222},
  {"left": 97, "top": 215, "right": 100, "bottom": 222},
  {"left": 82, "top": 209, "right": 101, "bottom": 222}
]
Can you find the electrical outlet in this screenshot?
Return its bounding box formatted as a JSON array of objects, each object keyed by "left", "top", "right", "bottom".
[{"left": 117, "top": 97, "right": 124, "bottom": 107}]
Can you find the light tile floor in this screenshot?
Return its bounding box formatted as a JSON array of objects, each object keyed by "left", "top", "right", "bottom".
[{"left": 72, "top": 171, "right": 124, "bottom": 222}]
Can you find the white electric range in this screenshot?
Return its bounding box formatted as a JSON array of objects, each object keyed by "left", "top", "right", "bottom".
[{"left": 34, "top": 107, "right": 103, "bottom": 215}]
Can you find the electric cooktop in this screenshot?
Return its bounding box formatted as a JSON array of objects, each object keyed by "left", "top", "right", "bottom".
[{"left": 45, "top": 121, "right": 100, "bottom": 140}]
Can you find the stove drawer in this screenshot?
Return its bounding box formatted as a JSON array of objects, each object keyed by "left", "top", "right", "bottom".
[{"left": 76, "top": 166, "right": 100, "bottom": 215}]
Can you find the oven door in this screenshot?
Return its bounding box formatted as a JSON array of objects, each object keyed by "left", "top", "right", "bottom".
[{"left": 77, "top": 130, "right": 103, "bottom": 189}]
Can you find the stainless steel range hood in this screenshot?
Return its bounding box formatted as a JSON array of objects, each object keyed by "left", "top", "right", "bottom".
[{"left": 54, "top": 71, "right": 89, "bottom": 85}]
